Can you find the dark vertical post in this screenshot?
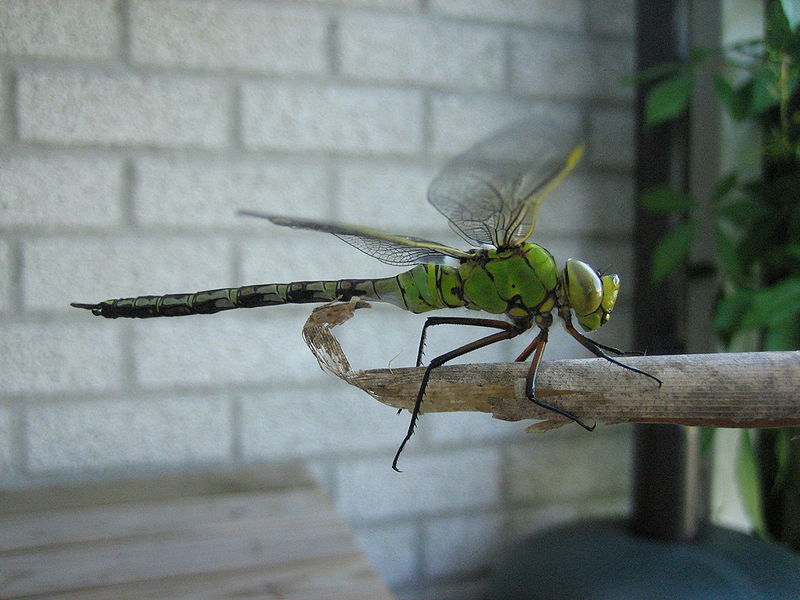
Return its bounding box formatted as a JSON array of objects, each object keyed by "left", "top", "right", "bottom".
[{"left": 631, "top": 0, "right": 705, "bottom": 541}]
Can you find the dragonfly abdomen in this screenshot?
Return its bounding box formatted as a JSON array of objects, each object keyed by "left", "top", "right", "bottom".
[
  {"left": 390, "top": 264, "right": 467, "bottom": 314},
  {"left": 71, "top": 270, "right": 459, "bottom": 319}
]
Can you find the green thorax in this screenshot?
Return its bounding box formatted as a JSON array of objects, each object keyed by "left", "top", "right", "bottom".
[
  {"left": 388, "top": 243, "right": 558, "bottom": 321},
  {"left": 459, "top": 244, "right": 558, "bottom": 318}
]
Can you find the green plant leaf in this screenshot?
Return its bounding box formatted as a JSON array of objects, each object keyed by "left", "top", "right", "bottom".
[
  {"left": 714, "top": 224, "right": 744, "bottom": 283},
  {"left": 645, "top": 72, "right": 693, "bottom": 125},
  {"left": 783, "top": 243, "right": 800, "bottom": 261},
  {"left": 764, "top": 316, "right": 800, "bottom": 349},
  {"left": 650, "top": 220, "right": 695, "bottom": 285},
  {"left": 729, "top": 80, "right": 755, "bottom": 120},
  {"left": 728, "top": 38, "right": 766, "bottom": 60},
  {"left": 717, "top": 198, "right": 768, "bottom": 228},
  {"left": 741, "top": 278, "right": 800, "bottom": 329},
  {"left": 736, "top": 430, "right": 768, "bottom": 538},
  {"left": 750, "top": 65, "right": 782, "bottom": 114},
  {"left": 700, "top": 427, "right": 716, "bottom": 455},
  {"left": 773, "top": 428, "right": 792, "bottom": 491},
  {"left": 713, "top": 289, "right": 753, "bottom": 336},
  {"left": 780, "top": 0, "right": 800, "bottom": 30},
  {"left": 639, "top": 186, "right": 696, "bottom": 215},
  {"left": 768, "top": 0, "right": 794, "bottom": 50},
  {"left": 713, "top": 75, "right": 745, "bottom": 120},
  {"left": 712, "top": 172, "right": 738, "bottom": 203},
  {"left": 624, "top": 61, "right": 684, "bottom": 85}
]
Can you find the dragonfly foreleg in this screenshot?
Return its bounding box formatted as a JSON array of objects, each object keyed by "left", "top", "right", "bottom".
[
  {"left": 394, "top": 321, "right": 521, "bottom": 472},
  {"left": 520, "top": 328, "right": 595, "bottom": 431},
  {"left": 586, "top": 339, "right": 645, "bottom": 357},
  {"left": 562, "top": 316, "right": 662, "bottom": 387}
]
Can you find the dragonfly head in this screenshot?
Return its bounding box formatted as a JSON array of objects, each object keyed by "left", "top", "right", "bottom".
[{"left": 562, "top": 259, "right": 620, "bottom": 332}]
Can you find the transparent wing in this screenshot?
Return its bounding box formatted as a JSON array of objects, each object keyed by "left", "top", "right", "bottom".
[
  {"left": 428, "top": 119, "right": 584, "bottom": 248},
  {"left": 239, "top": 211, "right": 471, "bottom": 266}
]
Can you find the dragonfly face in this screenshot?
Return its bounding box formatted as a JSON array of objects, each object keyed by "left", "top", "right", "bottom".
[{"left": 561, "top": 259, "right": 620, "bottom": 332}]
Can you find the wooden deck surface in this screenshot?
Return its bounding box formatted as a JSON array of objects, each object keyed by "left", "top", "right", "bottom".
[{"left": 0, "top": 463, "right": 395, "bottom": 600}]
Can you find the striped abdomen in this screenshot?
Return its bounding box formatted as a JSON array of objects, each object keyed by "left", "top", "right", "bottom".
[{"left": 72, "top": 264, "right": 468, "bottom": 319}]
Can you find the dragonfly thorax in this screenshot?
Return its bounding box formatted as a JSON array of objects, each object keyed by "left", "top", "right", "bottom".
[
  {"left": 456, "top": 243, "right": 559, "bottom": 323},
  {"left": 559, "top": 258, "right": 620, "bottom": 332}
]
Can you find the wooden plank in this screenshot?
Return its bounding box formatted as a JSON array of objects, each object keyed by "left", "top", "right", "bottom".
[
  {"left": 0, "top": 508, "right": 357, "bottom": 596},
  {"left": 0, "top": 488, "right": 330, "bottom": 552},
  {"left": 0, "top": 464, "right": 395, "bottom": 600},
  {"left": 33, "top": 555, "right": 393, "bottom": 600},
  {"left": 0, "top": 462, "right": 315, "bottom": 515}
]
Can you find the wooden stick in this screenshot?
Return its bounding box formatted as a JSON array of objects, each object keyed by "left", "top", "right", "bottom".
[{"left": 348, "top": 351, "right": 800, "bottom": 430}]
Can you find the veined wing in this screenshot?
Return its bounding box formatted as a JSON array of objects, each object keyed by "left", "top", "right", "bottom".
[
  {"left": 428, "top": 119, "right": 584, "bottom": 249},
  {"left": 239, "top": 211, "right": 472, "bottom": 266}
]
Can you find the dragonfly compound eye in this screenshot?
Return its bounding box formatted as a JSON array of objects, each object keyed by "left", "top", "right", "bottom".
[{"left": 564, "top": 259, "right": 609, "bottom": 331}]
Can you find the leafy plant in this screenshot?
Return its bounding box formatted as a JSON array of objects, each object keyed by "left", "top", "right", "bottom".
[{"left": 638, "top": 0, "right": 800, "bottom": 548}]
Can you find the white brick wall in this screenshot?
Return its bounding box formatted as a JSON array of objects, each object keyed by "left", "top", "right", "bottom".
[
  {"left": 18, "top": 72, "right": 231, "bottom": 147},
  {"left": 134, "top": 157, "right": 330, "bottom": 227},
  {"left": 0, "top": 240, "right": 11, "bottom": 312},
  {"left": 431, "top": 0, "right": 585, "bottom": 29},
  {"left": 0, "top": 71, "right": 8, "bottom": 140},
  {"left": 129, "top": 1, "right": 328, "bottom": 74},
  {"left": 26, "top": 395, "right": 233, "bottom": 471},
  {"left": 335, "top": 448, "right": 503, "bottom": 520},
  {"left": 241, "top": 82, "right": 424, "bottom": 153},
  {"left": 0, "top": 0, "right": 119, "bottom": 59},
  {"left": 423, "top": 512, "right": 504, "bottom": 578},
  {"left": 1, "top": 323, "right": 124, "bottom": 394},
  {"left": 338, "top": 15, "right": 504, "bottom": 88},
  {"left": 27, "top": 236, "right": 232, "bottom": 310},
  {"left": 590, "top": 106, "right": 636, "bottom": 168},
  {"left": 354, "top": 522, "right": 418, "bottom": 586},
  {"left": 511, "top": 33, "right": 634, "bottom": 101},
  {"left": 0, "top": 1, "right": 638, "bottom": 598},
  {"left": 0, "top": 155, "right": 123, "bottom": 227},
  {"left": 240, "top": 386, "right": 400, "bottom": 459},
  {"left": 0, "top": 408, "right": 15, "bottom": 473},
  {"left": 428, "top": 94, "right": 582, "bottom": 156}
]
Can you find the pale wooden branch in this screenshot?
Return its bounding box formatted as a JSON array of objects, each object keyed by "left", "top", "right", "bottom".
[
  {"left": 300, "top": 303, "right": 799, "bottom": 430},
  {"left": 348, "top": 351, "right": 800, "bottom": 429}
]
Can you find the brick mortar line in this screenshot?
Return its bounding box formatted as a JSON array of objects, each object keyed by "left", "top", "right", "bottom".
[{"left": 6, "top": 59, "right": 634, "bottom": 104}]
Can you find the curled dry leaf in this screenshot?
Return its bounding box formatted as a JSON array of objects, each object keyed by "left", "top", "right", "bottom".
[{"left": 301, "top": 297, "right": 372, "bottom": 383}]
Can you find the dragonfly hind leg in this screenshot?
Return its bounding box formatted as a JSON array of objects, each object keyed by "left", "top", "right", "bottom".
[
  {"left": 516, "top": 327, "right": 595, "bottom": 432},
  {"left": 414, "top": 316, "right": 516, "bottom": 367},
  {"left": 394, "top": 317, "right": 522, "bottom": 471}
]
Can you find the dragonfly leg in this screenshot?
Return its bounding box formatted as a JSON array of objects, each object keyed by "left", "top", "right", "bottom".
[
  {"left": 415, "top": 316, "right": 516, "bottom": 367},
  {"left": 514, "top": 329, "right": 542, "bottom": 362},
  {"left": 587, "top": 339, "right": 644, "bottom": 357},
  {"left": 403, "top": 317, "right": 517, "bottom": 419},
  {"left": 394, "top": 322, "right": 522, "bottom": 472},
  {"left": 523, "top": 328, "right": 595, "bottom": 431},
  {"left": 562, "top": 316, "right": 662, "bottom": 387}
]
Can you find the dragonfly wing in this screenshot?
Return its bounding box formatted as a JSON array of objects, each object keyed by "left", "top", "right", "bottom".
[
  {"left": 428, "top": 119, "right": 584, "bottom": 248},
  {"left": 239, "top": 211, "right": 471, "bottom": 266}
]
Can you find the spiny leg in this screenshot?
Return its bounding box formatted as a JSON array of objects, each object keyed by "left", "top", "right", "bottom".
[
  {"left": 516, "top": 327, "right": 595, "bottom": 431},
  {"left": 415, "top": 316, "right": 517, "bottom": 367},
  {"left": 562, "top": 316, "right": 662, "bottom": 387},
  {"left": 587, "top": 338, "right": 644, "bottom": 357},
  {"left": 402, "top": 317, "right": 516, "bottom": 418},
  {"left": 394, "top": 321, "right": 521, "bottom": 471}
]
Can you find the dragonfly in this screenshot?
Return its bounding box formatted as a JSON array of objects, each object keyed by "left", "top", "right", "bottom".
[{"left": 72, "top": 120, "right": 660, "bottom": 471}]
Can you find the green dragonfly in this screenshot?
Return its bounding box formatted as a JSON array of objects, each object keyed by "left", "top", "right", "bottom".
[{"left": 73, "top": 120, "right": 660, "bottom": 471}]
